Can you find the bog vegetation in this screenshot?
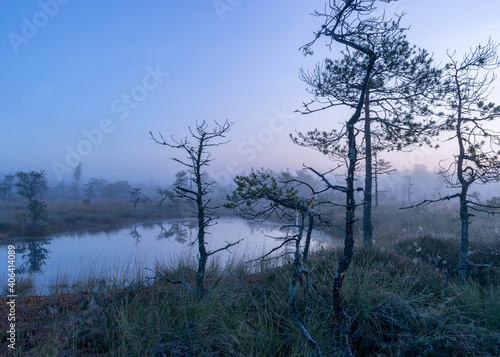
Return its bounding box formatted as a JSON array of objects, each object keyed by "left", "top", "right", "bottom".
[
  {"left": 2, "top": 0, "right": 500, "bottom": 356},
  {"left": 1, "top": 206, "right": 500, "bottom": 356}
]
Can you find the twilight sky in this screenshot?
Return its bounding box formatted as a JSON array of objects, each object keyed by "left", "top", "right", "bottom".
[{"left": 1, "top": 0, "right": 500, "bottom": 187}]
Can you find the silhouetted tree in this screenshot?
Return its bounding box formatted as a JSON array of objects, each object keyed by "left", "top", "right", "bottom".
[
  {"left": 130, "top": 187, "right": 142, "bottom": 210},
  {"left": 156, "top": 187, "right": 174, "bottom": 207},
  {"left": 25, "top": 200, "right": 48, "bottom": 226},
  {"left": 405, "top": 40, "right": 500, "bottom": 282},
  {"left": 297, "top": 1, "right": 413, "bottom": 355},
  {"left": 226, "top": 170, "right": 327, "bottom": 356},
  {"left": 0, "top": 173, "right": 15, "bottom": 201},
  {"left": 15, "top": 170, "right": 48, "bottom": 203},
  {"left": 72, "top": 162, "right": 82, "bottom": 198},
  {"left": 174, "top": 170, "right": 189, "bottom": 190},
  {"left": 15, "top": 170, "right": 49, "bottom": 226},
  {"left": 84, "top": 177, "right": 109, "bottom": 199},
  {"left": 151, "top": 120, "right": 240, "bottom": 297},
  {"left": 227, "top": 171, "right": 324, "bottom": 262},
  {"left": 298, "top": 21, "right": 441, "bottom": 250},
  {"left": 406, "top": 175, "right": 415, "bottom": 203}
]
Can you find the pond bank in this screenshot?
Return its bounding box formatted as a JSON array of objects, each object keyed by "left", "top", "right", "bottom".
[{"left": 0, "top": 217, "right": 333, "bottom": 295}]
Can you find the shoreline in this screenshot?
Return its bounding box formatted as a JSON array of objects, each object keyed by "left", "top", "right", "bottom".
[{"left": 0, "top": 199, "right": 208, "bottom": 239}]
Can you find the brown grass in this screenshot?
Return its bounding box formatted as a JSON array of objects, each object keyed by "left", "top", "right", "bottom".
[{"left": 0, "top": 199, "right": 196, "bottom": 238}]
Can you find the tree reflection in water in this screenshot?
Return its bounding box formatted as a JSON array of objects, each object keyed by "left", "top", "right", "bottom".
[
  {"left": 129, "top": 226, "right": 141, "bottom": 245},
  {"left": 156, "top": 221, "right": 196, "bottom": 244},
  {"left": 17, "top": 240, "right": 52, "bottom": 274}
]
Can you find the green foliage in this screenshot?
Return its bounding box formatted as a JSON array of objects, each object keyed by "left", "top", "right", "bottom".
[
  {"left": 226, "top": 171, "right": 315, "bottom": 217},
  {"left": 299, "top": 30, "right": 442, "bottom": 152}
]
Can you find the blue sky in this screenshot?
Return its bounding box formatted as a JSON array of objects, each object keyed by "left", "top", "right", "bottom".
[{"left": 1, "top": 0, "right": 500, "bottom": 187}]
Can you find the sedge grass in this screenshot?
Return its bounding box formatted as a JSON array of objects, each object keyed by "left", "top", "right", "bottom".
[{"left": 2, "top": 240, "right": 497, "bottom": 356}]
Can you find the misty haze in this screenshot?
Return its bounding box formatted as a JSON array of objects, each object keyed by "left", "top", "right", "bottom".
[{"left": 1, "top": 1, "right": 500, "bottom": 356}]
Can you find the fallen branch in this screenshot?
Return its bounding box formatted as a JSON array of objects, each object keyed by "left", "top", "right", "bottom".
[{"left": 145, "top": 268, "right": 194, "bottom": 293}]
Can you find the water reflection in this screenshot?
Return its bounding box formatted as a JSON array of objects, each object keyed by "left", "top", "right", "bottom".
[
  {"left": 129, "top": 226, "right": 141, "bottom": 245},
  {"left": 16, "top": 239, "right": 52, "bottom": 274},
  {"left": 0, "top": 217, "right": 333, "bottom": 292},
  {"left": 245, "top": 220, "right": 296, "bottom": 236},
  {"left": 156, "top": 221, "right": 194, "bottom": 244}
]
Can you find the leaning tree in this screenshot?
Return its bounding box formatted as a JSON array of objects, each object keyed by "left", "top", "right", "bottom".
[
  {"left": 405, "top": 40, "right": 500, "bottom": 282},
  {"left": 294, "top": 0, "right": 436, "bottom": 355},
  {"left": 297, "top": 22, "right": 441, "bottom": 249},
  {"left": 226, "top": 170, "right": 331, "bottom": 356},
  {"left": 150, "top": 120, "right": 240, "bottom": 297}
]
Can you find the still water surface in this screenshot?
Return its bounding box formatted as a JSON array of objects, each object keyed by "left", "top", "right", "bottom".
[{"left": 0, "top": 217, "right": 332, "bottom": 293}]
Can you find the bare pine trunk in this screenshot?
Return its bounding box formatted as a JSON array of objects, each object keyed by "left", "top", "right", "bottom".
[
  {"left": 458, "top": 187, "right": 469, "bottom": 282},
  {"left": 333, "top": 122, "right": 356, "bottom": 357},
  {"left": 196, "top": 217, "right": 207, "bottom": 298},
  {"left": 456, "top": 100, "right": 469, "bottom": 283},
  {"left": 374, "top": 151, "right": 379, "bottom": 207},
  {"left": 151, "top": 120, "right": 234, "bottom": 298},
  {"left": 302, "top": 215, "right": 314, "bottom": 264},
  {"left": 331, "top": 49, "right": 376, "bottom": 357},
  {"left": 195, "top": 140, "right": 207, "bottom": 298},
  {"left": 363, "top": 88, "right": 373, "bottom": 249}
]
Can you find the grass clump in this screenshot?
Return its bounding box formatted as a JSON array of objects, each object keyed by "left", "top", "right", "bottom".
[{"left": 343, "top": 248, "right": 499, "bottom": 356}]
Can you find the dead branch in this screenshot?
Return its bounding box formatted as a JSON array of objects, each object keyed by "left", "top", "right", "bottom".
[
  {"left": 146, "top": 268, "right": 194, "bottom": 293},
  {"left": 207, "top": 239, "right": 243, "bottom": 256},
  {"left": 399, "top": 194, "right": 461, "bottom": 210}
]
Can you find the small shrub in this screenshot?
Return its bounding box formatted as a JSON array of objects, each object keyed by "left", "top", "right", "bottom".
[{"left": 396, "top": 235, "right": 459, "bottom": 271}]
